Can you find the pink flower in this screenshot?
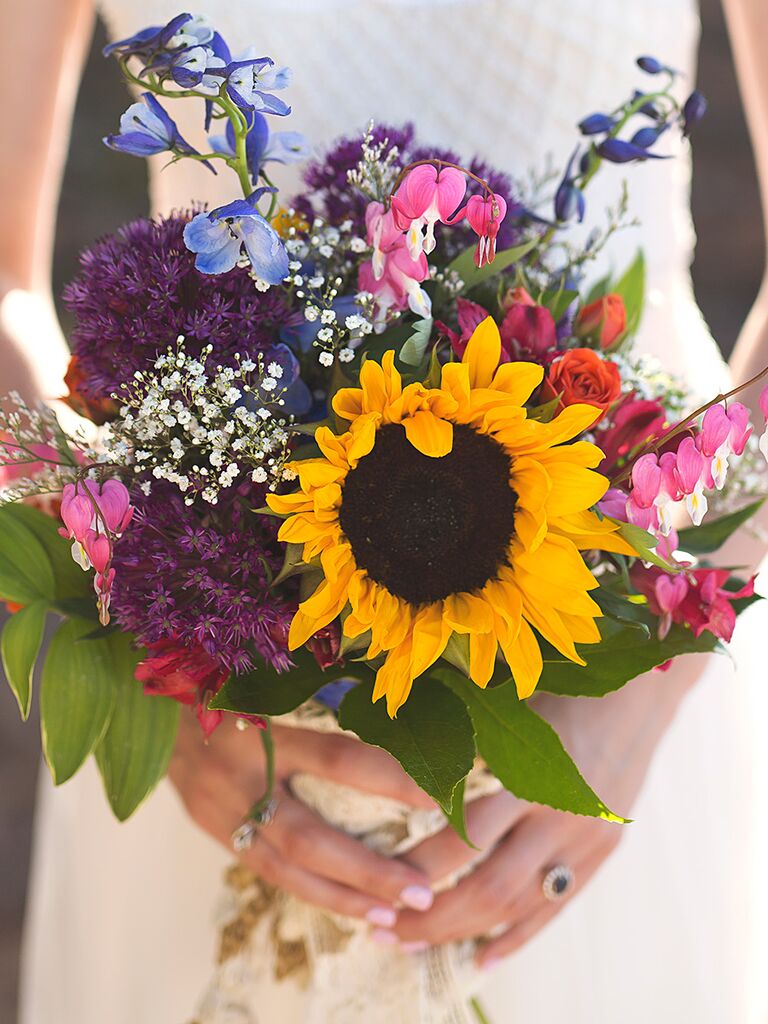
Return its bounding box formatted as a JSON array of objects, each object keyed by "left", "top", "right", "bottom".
[
  {"left": 759, "top": 384, "right": 768, "bottom": 462},
  {"left": 499, "top": 287, "right": 557, "bottom": 360},
  {"left": 463, "top": 192, "right": 508, "bottom": 268},
  {"left": 598, "top": 487, "right": 629, "bottom": 521},
  {"left": 390, "top": 165, "right": 467, "bottom": 258},
  {"left": 626, "top": 453, "right": 661, "bottom": 532},
  {"left": 725, "top": 402, "right": 752, "bottom": 456},
  {"left": 654, "top": 451, "right": 682, "bottom": 536},
  {"left": 675, "top": 435, "right": 708, "bottom": 526},
  {"left": 654, "top": 573, "right": 689, "bottom": 639},
  {"left": 361, "top": 202, "right": 431, "bottom": 326},
  {"left": 60, "top": 486, "right": 93, "bottom": 544},
  {"left": 633, "top": 565, "right": 754, "bottom": 643}
]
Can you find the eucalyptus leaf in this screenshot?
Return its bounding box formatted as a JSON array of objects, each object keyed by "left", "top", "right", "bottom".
[
  {"left": 1, "top": 600, "right": 47, "bottom": 719},
  {"left": 94, "top": 633, "right": 180, "bottom": 820},
  {"left": 436, "top": 667, "right": 627, "bottom": 822},
  {"left": 447, "top": 239, "right": 537, "bottom": 289},
  {"left": 399, "top": 317, "right": 434, "bottom": 366},
  {"left": 339, "top": 676, "right": 475, "bottom": 836},
  {"left": 211, "top": 648, "right": 372, "bottom": 716},
  {"left": 0, "top": 509, "right": 55, "bottom": 605},
  {"left": 40, "top": 617, "right": 116, "bottom": 785},
  {"left": 677, "top": 499, "right": 765, "bottom": 556}
]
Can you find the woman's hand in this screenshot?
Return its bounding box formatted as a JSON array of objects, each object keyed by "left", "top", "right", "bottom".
[
  {"left": 168, "top": 711, "right": 437, "bottom": 927},
  {"left": 381, "top": 654, "right": 710, "bottom": 963}
]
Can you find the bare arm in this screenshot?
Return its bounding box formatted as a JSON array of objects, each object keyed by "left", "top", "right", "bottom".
[{"left": 0, "top": 0, "right": 94, "bottom": 399}]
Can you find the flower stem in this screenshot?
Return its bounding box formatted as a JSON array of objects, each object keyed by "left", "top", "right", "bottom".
[
  {"left": 247, "top": 718, "right": 276, "bottom": 820},
  {"left": 469, "top": 996, "right": 493, "bottom": 1024}
]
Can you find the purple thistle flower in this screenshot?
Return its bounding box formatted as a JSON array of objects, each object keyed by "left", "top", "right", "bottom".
[
  {"left": 62, "top": 212, "right": 292, "bottom": 400},
  {"left": 111, "top": 483, "right": 295, "bottom": 674}
]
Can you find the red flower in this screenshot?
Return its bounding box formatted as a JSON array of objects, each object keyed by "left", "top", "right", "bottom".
[
  {"left": 135, "top": 638, "right": 263, "bottom": 737},
  {"left": 632, "top": 566, "right": 755, "bottom": 643},
  {"left": 499, "top": 287, "right": 557, "bottom": 360},
  {"left": 575, "top": 293, "right": 627, "bottom": 349},
  {"left": 436, "top": 298, "right": 493, "bottom": 359},
  {"left": 597, "top": 394, "right": 667, "bottom": 472},
  {"left": 308, "top": 621, "right": 342, "bottom": 670},
  {"left": 542, "top": 347, "right": 622, "bottom": 420},
  {"left": 61, "top": 356, "right": 118, "bottom": 426}
]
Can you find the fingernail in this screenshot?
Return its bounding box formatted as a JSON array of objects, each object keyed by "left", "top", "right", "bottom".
[
  {"left": 401, "top": 940, "right": 429, "bottom": 954},
  {"left": 481, "top": 956, "right": 501, "bottom": 972},
  {"left": 366, "top": 906, "right": 398, "bottom": 928},
  {"left": 399, "top": 885, "right": 434, "bottom": 911},
  {"left": 370, "top": 928, "right": 398, "bottom": 946}
]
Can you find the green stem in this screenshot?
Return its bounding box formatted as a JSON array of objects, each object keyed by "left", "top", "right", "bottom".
[
  {"left": 469, "top": 996, "right": 493, "bottom": 1024},
  {"left": 247, "top": 719, "right": 276, "bottom": 820},
  {"left": 216, "top": 91, "right": 254, "bottom": 199}
]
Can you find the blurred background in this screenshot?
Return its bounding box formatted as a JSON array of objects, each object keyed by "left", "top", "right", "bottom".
[{"left": 0, "top": 3, "right": 765, "bottom": 1019}]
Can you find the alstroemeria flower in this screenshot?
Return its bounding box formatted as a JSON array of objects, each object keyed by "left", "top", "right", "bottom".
[
  {"left": 463, "top": 192, "right": 508, "bottom": 267},
  {"left": 104, "top": 93, "right": 205, "bottom": 161},
  {"left": 635, "top": 566, "right": 754, "bottom": 643},
  {"left": 391, "top": 165, "right": 466, "bottom": 258},
  {"left": 183, "top": 191, "right": 289, "bottom": 281},
  {"left": 210, "top": 115, "right": 309, "bottom": 181}
]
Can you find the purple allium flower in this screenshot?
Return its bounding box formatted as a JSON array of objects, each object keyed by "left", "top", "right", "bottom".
[
  {"left": 295, "top": 122, "right": 521, "bottom": 252},
  {"left": 63, "top": 212, "right": 292, "bottom": 400},
  {"left": 110, "top": 483, "right": 295, "bottom": 674}
]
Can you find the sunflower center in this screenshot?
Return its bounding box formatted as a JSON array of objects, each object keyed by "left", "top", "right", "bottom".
[{"left": 339, "top": 422, "right": 518, "bottom": 606}]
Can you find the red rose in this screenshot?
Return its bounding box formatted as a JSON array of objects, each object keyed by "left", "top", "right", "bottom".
[
  {"left": 542, "top": 347, "right": 622, "bottom": 421},
  {"left": 575, "top": 293, "right": 627, "bottom": 349}
]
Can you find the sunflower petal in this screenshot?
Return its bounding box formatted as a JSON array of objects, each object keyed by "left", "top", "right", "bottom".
[
  {"left": 463, "top": 317, "right": 501, "bottom": 389},
  {"left": 469, "top": 629, "right": 499, "bottom": 688},
  {"left": 443, "top": 592, "right": 494, "bottom": 634},
  {"left": 502, "top": 618, "right": 543, "bottom": 699},
  {"left": 373, "top": 635, "right": 415, "bottom": 717},
  {"left": 490, "top": 361, "right": 544, "bottom": 404},
  {"left": 403, "top": 411, "right": 454, "bottom": 457},
  {"left": 543, "top": 464, "right": 609, "bottom": 516},
  {"left": 410, "top": 603, "right": 451, "bottom": 678}
]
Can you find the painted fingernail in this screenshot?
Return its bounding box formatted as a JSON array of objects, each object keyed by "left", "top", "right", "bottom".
[
  {"left": 399, "top": 885, "right": 434, "bottom": 911},
  {"left": 401, "top": 940, "right": 429, "bottom": 954},
  {"left": 481, "top": 956, "right": 501, "bottom": 972},
  {"left": 366, "top": 906, "right": 398, "bottom": 928},
  {"left": 370, "top": 928, "right": 398, "bottom": 946}
]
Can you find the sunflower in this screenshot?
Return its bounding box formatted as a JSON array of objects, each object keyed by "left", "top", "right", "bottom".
[{"left": 267, "top": 318, "right": 636, "bottom": 716}]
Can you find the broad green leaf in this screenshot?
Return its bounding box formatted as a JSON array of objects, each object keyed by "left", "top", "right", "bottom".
[
  {"left": 593, "top": 587, "right": 651, "bottom": 636},
  {"left": 612, "top": 250, "right": 645, "bottom": 334},
  {"left": 540, "top": 287, "right": 580, "bottom": 323},
  {"left": 339, "top": 676, "right": 475, "bottom": 835},
  {"left": 437, "top": 668, "right": 626, "bottom": 822},
  {"left": 536, "top": 613, "right": 719, "bottom": 698},
  {"left": 447, "top": 239, "right": 537, "bottom": 289},
  {"left": 40, "top": 617, "right": 116, "bottom": 784},
  {"left": 94, "top": 633, "right": 179, "bottom": 820},
  {"left": 1, "top": 601, "right": 46, "bottom": 719},
  {"left": 527, "top": 395, "right": 560, "bottom": 423},
  {"left": 399, "top": 317, "right": 434, "bottom": 366},
  {"left": 210, "top": 648, "right": 371, "bottom": 716},
  {"left": 3, "top": 504, "right": 87, "bottom": 599},
  {"left": 0, "top": 509, "right": 55, "bottom": 604},
  {"left": 611, "top": 519, "right": 678, "bottom": 571},
  {"left": 678, "top": 499, "right": 765, "bottom": 555}
]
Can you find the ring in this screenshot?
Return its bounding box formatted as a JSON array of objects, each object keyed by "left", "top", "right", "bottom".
[
  {"left": 231, "top": 798, "right": 279, "bottom": 853},
  {"left": 541, "top": 864, "right": 574, "bottom": 902}
]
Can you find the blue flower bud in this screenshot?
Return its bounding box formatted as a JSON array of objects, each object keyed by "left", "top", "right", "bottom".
[
  {"left": 629, "top": 124, "right": 668, "bottom": 149},
  {"left": 578, "top": 113, "right": 616, "bottom": 136},
  {"left": 554, "top": 181, "right": 586, "bottom": 222},
  {"left": 682, "top": 90, "right": 708, "bottom": 136},
  {"left": 597, "top": 138, "right": 668, "bottom": 164},
  {"left": 632, "top": 91, "right": 662, "bottom": 120},
  {"left": 636, "top": 55, "right": 666, "bottom": 74}
]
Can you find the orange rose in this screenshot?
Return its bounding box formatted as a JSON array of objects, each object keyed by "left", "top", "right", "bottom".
[
  {"left": 542, "top": 347, "right": 622, "bottom": 420},
  {"left": 575, "top": 293, "right": 627, "bottom": 349},
  {"left": 61, "top": 356, "right": 117, "bottom": 426}
]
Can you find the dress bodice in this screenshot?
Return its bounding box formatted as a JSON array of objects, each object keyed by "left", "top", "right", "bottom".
[{"left": 97, "top": 0, "right": 729, "bottom": 395}]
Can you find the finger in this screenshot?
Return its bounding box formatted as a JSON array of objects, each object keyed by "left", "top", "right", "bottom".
[
  {"left": 264, "top": 788, "right": 436, "bottom": 911},
  {"left": 393, "top": 812, "right": 567, "bottom": 945},
  {"left": 476, "top": 844, "right": 608, "bottom": 968},
  {"left": 402, "top": 790, "right": 524, "bottom": 886},
  {"left": 272, "top": 725, "right": 436, "bottom": 809}
]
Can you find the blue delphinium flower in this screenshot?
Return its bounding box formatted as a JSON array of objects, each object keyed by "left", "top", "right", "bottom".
[
  {"left": 554, "top": 148, "right": 585, "bottom": 222},
  {"left": 636, "top": 55, "right": 673, "bottom": 75},
  {"left": 183, "top": 189, "right": 289, "bottom": 282},
  {"left": 224, "top": 56, "right": 292, "bottom": 114},
  {"left": 210, "top": 115, "right": 310, "bottom": 180},
  {"left": 597, "top": 137, "right": 668, "bottom": 163},
  {"left": 103, "top": 13, "right": 212, "bottom": 60},
  {"left": 104, "top": 93, "right": 205, "bottom": 160},
  {"left": 682, "top": 90, "right": 708, "bottom": 136},
  {"left": 578, "top": 113, "right": 616, "bottom": 136}
]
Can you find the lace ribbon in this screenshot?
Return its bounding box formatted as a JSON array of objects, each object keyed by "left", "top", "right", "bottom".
[{"left": 192, "top": 707, "right": 501, "bottom": 1024}]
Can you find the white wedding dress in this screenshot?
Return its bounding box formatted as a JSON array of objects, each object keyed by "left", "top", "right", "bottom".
[{"left": 19, "top": 1, "right": 768, "bottom": 1022}]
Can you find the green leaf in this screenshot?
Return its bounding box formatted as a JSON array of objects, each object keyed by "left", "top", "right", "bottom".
[
  {"left": 399, "top": 317, "right": 434, "bottom": 366},
  {"left": 2, "top": 504, "right": 88, "bottom": 599},
  {"left": 677, "top": 499, "right": 765, "bottom": 555},
  {"left": 0, "top": 508, "right": 55, "bottom": 604},
  {"left": 536, "top": 613, "right": 720, "bottom": 698},
  {"left": 611, "top": 518, "right": 677, "bottom": 571},
  {"left": 527, "top": 395, "right": 561, "bottom": 423},
  {"left": 436, "top": 668, "right": 627, "bottom": 822},
  {"left": 540, "top": 287, "right": 580, "bottom": 323},
  {"left": 593, "top": 587, "right": 651, "bottom": 636},
  {"left": 612, "top": 250, "right": 645, "bottom": 333},
  {"left": 1, "top": 601, "right": 46, "bottom": 719},
  {"left": 94, "top": 633, "right": 180, "bottom": 820},
  {"left": 210, "top": 648, "right": 371, "bottom": 716},
  {"left": 338, "top": 676, "right": 475, "bottom": 834},
  {"left": 447, "top": 240, "right": 536, "bottom": 289},
  {"left": 40, "top": 617, "right": 116, "bottom": 784},
  {"left": 585, "top": 273, "right": 612, "bottom": 305}
]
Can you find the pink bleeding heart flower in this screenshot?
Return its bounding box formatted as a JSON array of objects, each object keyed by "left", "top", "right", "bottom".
[
  {"left": 654, "top": 451, "right": 683, "bottom": 536},
  {"left": 499, "top": 287, "right": 557, "bottom": 360},
  {"left": 463, "top": 192, "right": 508, "bottom": 268},
  {"left": 759, "top": 384, "right": 768, "bottom": 462},
  {"left": 626, "top": 452, "right": 663, "bottom": 533},
  {"left": 598, "top": 487, "right": 630, "bottom": 522},
  {"left": 94, "top": 478, "right": 134, "bottom": 534},
  {"left": 59, "top": 485, "right": 94, "bottom": 544},
  {"left": 654, "top": 573, "right": 690, "bottom": 639},
  {"left": 655, "top": 528, "right": 680, "bottom": 564},
  {"left": 390, "top": 165, "right": 467, "bottom": 258},
  {"left": 674, "top": 435, "right": 708, "bottom": 526},
  {"left": 725, "top": 402, "right": 752, "bottom": 456},
  {"left": 698, "top": 405, "right": 734, "bottom": 490},
  {"left": 361, "top": 202, "right": 431, "bottom": 326},
  {"left": 83, "top": 530, "right": 111, "bottom": 575}
]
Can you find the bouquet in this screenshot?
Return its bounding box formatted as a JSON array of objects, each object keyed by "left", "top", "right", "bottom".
[{"left": 1, "top": 13, "right": 766, "bottom": 839}]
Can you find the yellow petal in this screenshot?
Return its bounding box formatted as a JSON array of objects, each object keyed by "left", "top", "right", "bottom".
[
  {"left": 347, "top": 413, "right": 379, "bottom": 466},
  {"left": 522, "top": 601, "right": 585, "bottom": 665},
  {"left": 536, "top": 440, "right": 604, "bottom": 469},
  {"left": 443, "top": 592, "right": 494, "bottom": 634},
  {"left": 440, "top": 362, "right": 471, "bottom": 412},
  {"left": 266, "top": 491, "right": 314, "bottom": 516},
  {"left": 511, "top": 457, "right": 551, "bottom": 512},
  {"left": 295, "top": 459, "right": 347, "bottom": 489},
  {"left": 469, "top": 629, "right": 499, "bottom": 688},
  {"left": 402, "top": 411, "right": 454, "bottom": 457},
  {"left": 543, "top": 463, "right": 609, "bottom": 517},
  {"left": 410, "top": 603, "right": 451, "bottom": 678},
  {"left": 501, "top": 618, "right": 543, "bottom": 699},
  {"left": 490, "top": 361, "right": 544, "bottom": 404},
  {"left": 332, "top": 386, "right": 364, "bottom": 423},
  {"left": 315, "top": 427, "right": 352, "bottom": 469},
  {"left": 372, "top": 635, "right": 415, "bottom": 717},
  {"left": 462, "top": 317, "right": 501, "bottom": 389}
]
